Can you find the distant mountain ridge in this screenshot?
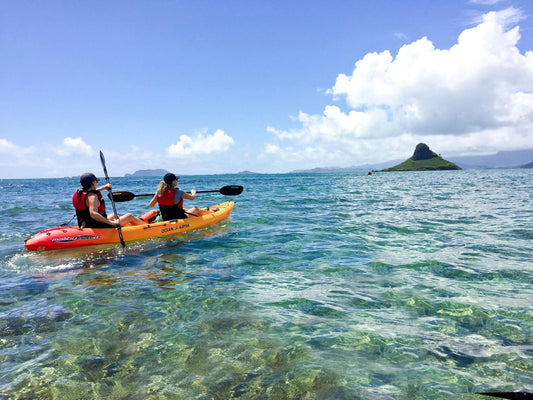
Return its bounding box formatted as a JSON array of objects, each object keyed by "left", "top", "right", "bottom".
[
  {"left": 291, "top": 148, "right": 533, "bottom": 173},
  {"left": 125, "top": 169, "right": 169, "bottom": 177},
  {"left": 449, "top": 149, "right": 533, "bottom": 169},
  {"left": 123, "top": 149, "right": 533, "bottom": 176}
]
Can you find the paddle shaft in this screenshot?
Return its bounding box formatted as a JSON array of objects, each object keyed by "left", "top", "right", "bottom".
[
  {"left": 111, "top": 190, "right": 228, "bottom": 197},
  {"left": 109, "top": 185, "right": 243, "bottom": 202},
  {"left": 99, "top": 151, "right": 126, "bottom": 247},
  {"left": 197, "top": 189, "right": 229, "bottom": 193}
]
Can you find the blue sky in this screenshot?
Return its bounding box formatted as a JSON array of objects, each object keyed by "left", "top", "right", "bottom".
[{"left": 1, "top": 0, "right": 533, "bottom": 178}]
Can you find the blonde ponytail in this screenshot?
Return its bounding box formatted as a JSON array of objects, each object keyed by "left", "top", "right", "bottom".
[{"left": 156, "top": 181, "right": 170, "bottom": 197}]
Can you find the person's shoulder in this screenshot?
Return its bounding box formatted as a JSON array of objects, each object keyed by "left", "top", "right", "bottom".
[{"left": 86, "top": 190, "right": 100, "bottom": 198}]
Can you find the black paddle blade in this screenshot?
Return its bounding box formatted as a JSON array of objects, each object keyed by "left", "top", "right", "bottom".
[
  {"left": 108, "top": 191, "right": 136, "bottom": 202},
  {"left": 219, "top": 185, "right": 243, "bottom": 196},
  {"left": 99, "top": 151, "right": 109, "bottom": 180},
  {"left": 477, "top": 393, "right": 533, "bottom": 400}
]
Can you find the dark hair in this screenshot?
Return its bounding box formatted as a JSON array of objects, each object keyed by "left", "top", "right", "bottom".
[
  {"left": 80, "top": 173, "right": 98, "bottom": 190},
  {"left": 163, "top": 173, "right": 178, "bottom": 185}
]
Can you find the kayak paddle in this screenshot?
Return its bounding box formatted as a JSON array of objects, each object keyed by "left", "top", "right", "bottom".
[
  {"left": 100, "top": 151, "right": 126, "bottom": 247},
  {"left": 109, "top": 185, "right": 243, "bottom": 202},
  {"left": 476, "top": 393, "right": 533, "bottom": 400}
]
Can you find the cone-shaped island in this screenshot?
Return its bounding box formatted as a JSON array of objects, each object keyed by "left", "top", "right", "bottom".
[{"left": 382, "top": 143, "right": 461, "bottom": 171}]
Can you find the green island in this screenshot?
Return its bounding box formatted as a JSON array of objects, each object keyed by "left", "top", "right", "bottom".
[
  {"left": 382, "top": 143, "right": 461, "bottom": 171},
  {"left": 125, "top": 169, "right": 169, "bottom": 177}
]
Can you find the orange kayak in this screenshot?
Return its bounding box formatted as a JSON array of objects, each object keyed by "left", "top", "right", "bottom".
[{"left": 24, "top": 201, "right": 235, "bottom": 251}]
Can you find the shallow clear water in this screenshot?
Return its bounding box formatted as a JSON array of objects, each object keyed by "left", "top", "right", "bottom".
[{"left": 0, "top": 170, "right": 532, "bottom": 399}]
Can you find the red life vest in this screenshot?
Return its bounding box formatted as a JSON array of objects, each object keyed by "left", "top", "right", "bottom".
[
  {"left": 157, "top": 188, "right": 186, "bottom": 220},
  {"left": 72, "top": 190, "right": 107, "bottom": 228},
  {"left": 157, "top": 188, "right": 183, "bottom": 208}
]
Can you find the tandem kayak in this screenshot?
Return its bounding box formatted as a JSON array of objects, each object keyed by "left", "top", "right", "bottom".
[{"left": 24, "top": 201, "right": 235, "bottom": 252}]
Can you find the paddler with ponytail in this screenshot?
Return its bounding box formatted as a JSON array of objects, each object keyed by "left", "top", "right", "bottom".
[
  {"left": 149, "top": 173, "right": 210, "bottom": 221},
  {"left": 73, "top": 173, "right": 146, "bottom": 228}
]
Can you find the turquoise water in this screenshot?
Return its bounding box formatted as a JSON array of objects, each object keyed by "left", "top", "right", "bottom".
[{"left": 0, "top": 170, "right": 531, "bottom": 399}]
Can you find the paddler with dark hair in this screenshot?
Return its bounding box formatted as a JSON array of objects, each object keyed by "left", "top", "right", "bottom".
[
  {"left": 73, "top": 173, "right": 146, "bottom": 228},
  {"left": 149, "top": 173, "right": 211, "bottom": 221}
]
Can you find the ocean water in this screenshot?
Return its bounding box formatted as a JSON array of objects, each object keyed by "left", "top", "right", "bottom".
[{"left": 0, "top": 170, "right": 531, "bottom": 399}]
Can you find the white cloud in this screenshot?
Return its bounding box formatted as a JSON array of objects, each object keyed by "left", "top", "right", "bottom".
[
  {"left": 0, "top": 131, "right": 237, "bottom": 178},
  {"left": 265, "top": 8, "right": 533, "bottom": 167},
  {"left": 55, "top": 137, "right": 94, "bottom": 156},
  {"left": 394, "top": 32, "right": 408, "bottom": 40},
  {"left": 0, "top": 138, "right": 19, "bottom": 153},
  {"left": 468, "top": 7, "right": 524, "bottom": 30},
  {"left": 167, "top": 129, "right": 234, "bottom": 157},
  {"left": 468, "top": 0, "right": 507, "bottom": 6},
  {"left": 0, "top": 138, "right": 40, "bottom": 164},
  {"left": 0, "top": 137, "right": 99, "bottom": 178}
]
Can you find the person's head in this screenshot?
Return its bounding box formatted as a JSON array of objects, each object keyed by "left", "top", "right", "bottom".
[
  {"left": 80, "top": 173, "right": 99, "bottom": 191},
  {"left": 164, "top": 173, "right": 179, "bottom": 186},
  {"left": 157, "top": 173, "right": 179, "bottom": 196}
]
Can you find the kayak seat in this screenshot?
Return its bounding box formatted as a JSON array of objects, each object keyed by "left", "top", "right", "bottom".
[{"left": 139, "top": 210, "right": 159, "bottom": 223}]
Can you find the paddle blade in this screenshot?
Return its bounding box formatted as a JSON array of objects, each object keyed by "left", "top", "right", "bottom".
[
  {"left": 477, "top": 393, "right": 533, "bottom": 400},
  {"left": 108, "top": 191, "right": 136, "bottom": 202},
  {"left": 219, "top": 185, "right": 243, "bottom": 196},
  {"left": 99, "top": 151, "right": 109, "bottom": 181}
]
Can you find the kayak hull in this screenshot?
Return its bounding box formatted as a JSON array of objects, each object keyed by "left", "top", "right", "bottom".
[{"left": 24, "top": 201, "right": 234, "bottom": 251}]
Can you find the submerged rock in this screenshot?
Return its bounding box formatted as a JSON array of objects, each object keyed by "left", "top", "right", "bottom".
[{"left": 0, "top": 298, "right": 72, "bottom": 336}]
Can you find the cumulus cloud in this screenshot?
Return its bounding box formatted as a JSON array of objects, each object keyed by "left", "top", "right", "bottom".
[
  {"left": 0, "top": 131, "right": 236, "bottom": 178},
  {"left": 0, "top": 138, "right": 19, "bottom": 153},
  {"left": 167, "top": 129, "right": 234, "bottom": 157},
  {"left": 0, "top": 137, "right": 100, "bottom": 178},
  {"left": 0, "top": 138, "right": 39, "bottom": 160},
  {"left": 266, "top": 8, "right": 533, "bottom": 166},
  {"left": 55, "top": 137, "right": 94, "bottom": 156},
  {"left": 468, "top": 6, "right": 524, "bottom": 27}
]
